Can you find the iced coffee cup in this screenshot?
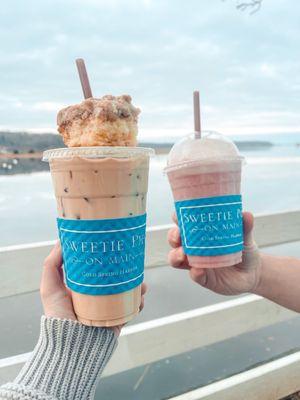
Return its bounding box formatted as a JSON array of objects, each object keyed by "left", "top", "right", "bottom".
[
  {"left": 43, "top": 91, "right": 154, "bottom": 326},
  {"left": 165, "top": 131, "right": 244, "bottom": 269},
  {"left": 43, "top": 146, "right": 153, "bottom": 326}
]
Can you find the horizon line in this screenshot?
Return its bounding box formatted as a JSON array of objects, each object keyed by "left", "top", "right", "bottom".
[{"left": 1, "top": 128, "right": 300, "bottom": 138}]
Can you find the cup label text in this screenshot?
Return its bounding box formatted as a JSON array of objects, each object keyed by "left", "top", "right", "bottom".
[
  {"left": 57, "top": 214, "right": 146, "bottom": 295},
  {"left": 175, "top": 195, "right": 243, "bottom": 256}
]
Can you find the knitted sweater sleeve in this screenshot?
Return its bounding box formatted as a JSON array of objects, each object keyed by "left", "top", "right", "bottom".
[{"left": 0, "top": 316, "right": 118, "bottom": 400}]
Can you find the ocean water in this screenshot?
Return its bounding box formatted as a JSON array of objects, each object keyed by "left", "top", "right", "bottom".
[
  {"left": 1, "top": 134, "right": 300, "bottom": 400},
  {"left": 0, "top": 133, "right": 300, "bottom": 247}
]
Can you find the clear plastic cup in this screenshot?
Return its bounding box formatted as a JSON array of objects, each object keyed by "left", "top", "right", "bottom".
[
  {"left": 43, "top": 146, "right": 154, "bottom": 326},
  {"left": 165, "top": 132, "right": 244, "bottom": 268}
]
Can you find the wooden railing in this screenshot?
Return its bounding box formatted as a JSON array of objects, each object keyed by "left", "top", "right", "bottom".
[{"left": 1, "top": 209, "right": 300, "bottom": 399}]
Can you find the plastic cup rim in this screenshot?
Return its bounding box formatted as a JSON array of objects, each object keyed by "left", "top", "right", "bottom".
[
  {"left": 42, "top": 146, "right": 155, "bottom": 162},
  {"left": 164, "top": 156, "right": 245, "bottom": 174}
]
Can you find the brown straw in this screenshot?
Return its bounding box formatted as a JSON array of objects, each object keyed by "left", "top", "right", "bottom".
[
  {"left": 193, "top": 90, "right": 201, "bottom": 139},
  {"left": 75, "top": 58, "right": 93, "bottom": 99}
]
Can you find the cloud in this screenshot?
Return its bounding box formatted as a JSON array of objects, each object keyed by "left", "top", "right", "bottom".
[
  {"left": 32, "top": 102, "right": 66, "bottom": 112},
  {"left": 260, "top": 63, "right": 278, "bottom": 78},
  {"left": 163, "top": 36, "right": 222, "bottom": 57},
  {"left": 70, "top": 0, "right": 153, "bottom": 9},
  {"left": 210, "top": 110, "right": 300, "bottom": 135},
  {"left": 0, "top": 96, "right": 24, "bottom": 110},
  {"left": 0, "top": 0, "right": 299, "bottom": 136}
]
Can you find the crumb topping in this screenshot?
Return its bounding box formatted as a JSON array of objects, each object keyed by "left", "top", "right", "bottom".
[{"left": 57, "top": 95, "right": 140, "bottom": 127}]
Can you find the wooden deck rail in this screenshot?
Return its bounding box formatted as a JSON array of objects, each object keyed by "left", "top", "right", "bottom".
[
  {"left": 1, "top": 209, "right": 300, "bottom": 398},
  {"left": 0, "top": 295, "right": 297, "bottom": 378},
  {"left": 169, "top": 351, "right": 300, "bottom": 400},
  {"left": 1, "top": 210, "right": 300, "bottom": 299}
]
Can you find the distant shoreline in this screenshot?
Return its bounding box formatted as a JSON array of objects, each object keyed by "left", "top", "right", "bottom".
[
  {"left": 0, "top": 130, "right": 280, "bottom": 156},
  {"left": 0, "top": 152, "right": 43, "bottom": 159},
  {"left": 1, "top": 135, "right": 299, "bottom": 175},
  {"left": 0, "top": 140, "right": 275, "bottom": 160}
]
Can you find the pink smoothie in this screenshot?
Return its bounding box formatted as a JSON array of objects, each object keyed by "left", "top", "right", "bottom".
[
  {"left": 165, "top": 132, "right": 243, "bottom": 269},
  {"left": 167, "top": 161, "right": 242, "bottom": 268}
]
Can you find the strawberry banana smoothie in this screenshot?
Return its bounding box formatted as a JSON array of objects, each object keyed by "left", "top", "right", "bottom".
[
  {"left": 44, "top": 95, "right": 153, "bottom": 327},
  {"left": 165, "top": 132, "right": 244, "bottom": 269}
]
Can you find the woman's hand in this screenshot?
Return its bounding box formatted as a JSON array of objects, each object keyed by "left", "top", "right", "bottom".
[
  {"left": 40, "top": 242, "right": 146, "bottom": 335},
  {"left": 167, "top": 212, "right": 262, "bottom": 295}
]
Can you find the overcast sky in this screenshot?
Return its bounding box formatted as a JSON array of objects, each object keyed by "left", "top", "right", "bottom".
[{"left": 0, "top": 0, "right": 299, "bottom": 139}]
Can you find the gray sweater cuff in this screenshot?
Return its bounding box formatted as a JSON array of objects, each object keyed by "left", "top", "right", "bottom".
[{"left": 2, "top": 316, "right": 118, "bottom": 400}]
